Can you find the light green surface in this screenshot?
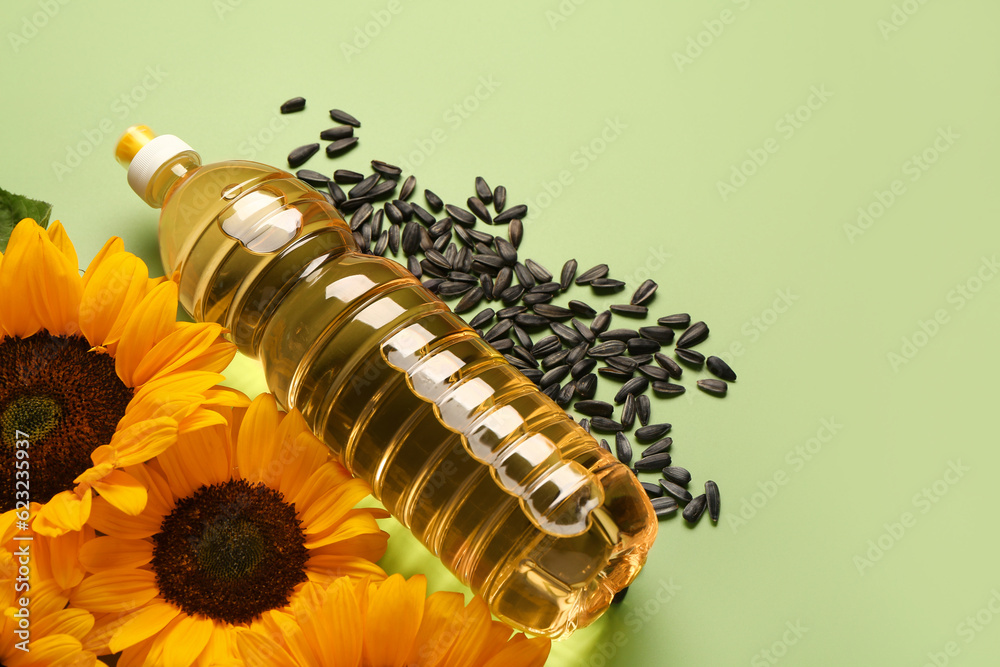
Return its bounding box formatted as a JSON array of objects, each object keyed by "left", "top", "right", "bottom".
[{"left": 3, "top": 1, "right": 999, "bottom": 664}]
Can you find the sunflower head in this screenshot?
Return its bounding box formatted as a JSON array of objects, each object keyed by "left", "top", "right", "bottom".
[{"left": 0, "top": 218, "right": 246, "bottom": 537}]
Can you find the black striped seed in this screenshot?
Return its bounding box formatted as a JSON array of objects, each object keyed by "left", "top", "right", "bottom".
[
  {"left": 676, "top": 321, "right": 709, "bottom": 348},
  {"left": 635, "top": 453, "right": 672, "bottom": 471},
  {"left": 508, "top": 220, "right": 523, "bottom": 249},
  {"left": 326, "top": 137, "right": 358, "bottom": 156},
  {"left": 705, "top": 481, "right": 721, "bottom": 522},
  {"left": 571, "top": 319, "right": 596, "bottom": 344},
  {"left": 615, "top": 432, "right": 633, "bottom": 465},
  {"left": 662, "top": 467, "right": 691, "bottom": 486},
  {"left": 590, "top": 417, "right": 624, "bottom": 432},
  {"left": 568, "top": 300, "right": 595, "bottom": 318},
  {"left": 469, "top": 308, "right": 495, "bottom": 330},
  {"left": 371, "top": 160, "right": 402, "bottom": 178},
  {"left": 611, "top": 304, "right": 648, "bottom": 317},
  {"left": 531, "top": 335, "right": 561, "bottom": 357},
  {"left": 335, "top": 170, "right": 364, "bottom": 184},
  {"left": 329, "top": 108, "right": 361, "bottom": 126},
  {"left": 651, "top": 497, "right": 679, "bottom": 518},
  {"left": 280, "top": 97, "right": 306, "bottom": 113},
  {"left": 525, "top": 259, "right": 553, "bottom": 283},
  {"left": 658, "top": 313, "right": 691, "bottom": 328},
  {"left": 599, "top": 329, "right": 639, "bottom": 342},
  {"left": 706, "top": 356, "right": 737, "bottom": 382},
  {"left": 659, "top": 479, "right": 692, "bottom": 503},
  {"left": 571, "top": 358, "right": 597, "bottom": 379},
  {"left": 575, "top": 264, "right": 608, "bottom": 285},
  {"left": 533, "top": 304, "right": 574, "bottom": 320},
  {"left": 475, "top": 177, "right": 493, "bottom": 203},
  {"left": 575, "top": 373, "right": 597, "bottom": 398},
  {"left": 638, "top": 365, "right": 670, "bottom": 382},
  {"left": 606, "top": 356, "right": 638, "bottom": 373},
  {"left": 590, "top": 311, "right": 611, "bottom": 335},
  {"left": 493, "top": 204, "right": 527, "bottom": 224},
  {"left": 424, "top": 190, "right": 443, "bottom": 211},
  {"left": 675, "top": 348, "right": 705, "bottom": 367},
  {"left": 697, "top": 379, "right": 728, "bottom": 396},
  {"left": 468, "top": 197, "right": 492, "bottom": 224},
  {"left": 641, "top": 482, "right": 664, "bottom": 499},
  {"left": 635, "top": 423, "right": 671, "bottom": 441},
  {"left": 628, "top": 338, "right": 660, "bottom": 355},
  {"left": 614, "top": 377, "right": 648, "bottom": 404},
  {"left": 588, "top": 341, "right": 626, "bottom": 358},
  {"left": 621, "top": 394, "right": 636, "bottom": 430},
  {"left": 654, "top": 353, "right": 683, "bottom": 379},
  {"left": 641, "top": 438, "right": 672, "bottom": 458},
  {"left": 560, "top": 260, "right": 578, "bottom": 291},
  {"left": 287, "top": 143, "right": 319, "bottom": 168},
  {"left": 639, "top": 326, "right": 675, "bottom": 344},
  {"left": 598, "top": 367, "right": 633, "bottom": 381},
  {"left": 651, "top": 381, "right": 685, "bottom": 397},
  {"left": 320, "top": 126, "right": 353, "bottom": 141},
  {"left": 636, "top": 395, "right": 651, "bottom": 426},
  {"left": 630, "top": 279, "right": 658, "bottom": 306},
  {"left": 296, "top": 169, "right": 328, "bottom": 186},
  {"left": 493, "top": 185, "right": 506, "bottom": 212},
  {"left": 682, "top": 495, "right": 707, "bottom": 523},
  {"left": 349, "top": 174, "right": 380, "bottom": 198}
]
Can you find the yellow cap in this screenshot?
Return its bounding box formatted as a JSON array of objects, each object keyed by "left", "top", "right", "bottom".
[{"left": 115, "top": 125, "right": 157, "bottom": 168}]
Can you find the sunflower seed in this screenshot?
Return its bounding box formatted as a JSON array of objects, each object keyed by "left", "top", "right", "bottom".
[
  {"left": 429, "top": 218, "right": 453, "bottom": 238},
  {"left": 641, "top": 481, "right": 663, "bottom": 498},
  {"left": 512, "top": 325, "right": 532, "bottom": 349},
  {"left": 532, "top": 304, "right": 573, "bottom": 320},
  {"left": 474, "top": 254, "right": 506, "bottom": 274},
  {"left": 659, "top": 479, "right": 692, "bottom": 503},
  {"left": 349, "top": 203, "right": 373, "bottom": 230},
  {"left": 590, "top": 311, "right": 611, "bottom": 335},
  {"left": 494, "top": 237, "right": 518, "bottom": 264},
  {"left": 575, "top": 264, "right": 608, "bottom": 285},
  {"left": 638, "top": 364, "right": 669, "bottom": 381},
  {"left": 591, "top": 278, "right": 626, "bottom": 290},
  {"left": 556, "top": 259, "right": 578, "bottom": 291},
  {"left": 373, "top": 230, "right": 388, "bottom": 255},
  {"left": 635, "top": 423, "right": 671, "bottom": 441},
  {"left": 326, "top": 137, "right": 359, "bottom": 156},
  {"left": 492, "top": 266, "right": 512, "bottom": 297},
  {"left": 506, "top": 353, "right": 534, "bottom": 371},
  {"left": 611, "top": 304, "right": 648, "bottom": 317},
  {"left": 423, "top": 278, "right": 443, "bottom": 292},
  {"left": 621, "top": 394, "right": 636, "bottom": 430},
  {"left": 493, "top": 185, "right": 506, "bottom": 212},
  {"left": 571, "top": 358, "right": 597, "bottom": 379},
  {"left": 406, "top": 255, "right": 422, "bottom": 278},
  {"left": 531, "top": 335, "right": 561, "bottom": 357},
  {"left": 573, "top": 400, "right": 614, "bottom": 418},
  {"left": 438, "top": 281, "right": 473, "bottom": 297},
  {"left": 525, "top": 259, "right": 553, "bottom": 283},
  {"left": 662, "top": 466, "right": 691, "bottom": 486},
  {"left": 706, "top": 356, "right": 737, "bottom": 382},
  {"left": 635, "top": 453, "right": 672, "bottom": 471},
  {"left": 454, "top": 287, "right": 484, "bottom": 313},
  {"left": 468, "top": 197, "right": 492, "bottom": 224},
  {"left": 615, "top": 432, "right": 633, "bottom": 465},
  {"left": 598, "top": 438, "right": 611, "bottom": 452},
  {"left": 514, "top": 313, "right": 549, "bottom": 329},
  {"left": 510, "top": 344, "right": 536, "bottom": 366},
  {"left": 658, "top": 313, "right": 691, "bottom": 328},
  {"left": 630, "top": 279, "right": 658, "bottom": 306},
  {"left": 556, "top": 381, "right": 576, "bottom": 406},
  {"left": 327, "top": 181, "right": 347, "bottom": 206},
  {"left": 370, "top": 160, "right": 402, "bottom": 179},
  {"left": 329, "top": 108, "right": 361, "bottom": 126},
  {"left": 638, "top": 326, "right": 675, "bottom": 344},
  {"left": 540, "top": 366, "right": 570, "bottom": 388},
  {"left": 348, "top": 174, "right": 379, "bottom": 198},
  {"left": 676, "top": 321, "right": 709, "bottom": 348},
  {"left": 531, "top": 282, "right": 561, "bottom": 294},
  {"left": 631, "top": 353, "right": 654, "bottom": 365},
  {"left": 614, "top": 377, "right": 648, "bottom": 404},
  {"left": 367, "top": 180, "right": 397, "bottom": 200},
  {"left": 565, "top": 342, "right": 588, "bottom": 367},
  {"left": 575, "top": 373, "right": 597, "bottom": 398},
  {"left": 654, "top": 353, "right": 683, "bottom": 379},
  {"left": 496, "top": 305, "right": 525, "bottom": 319},
  {"left": 521, "top": 368, "right": 543, "bottom": 384},
  {"left": 675, "top": 348, "right": 705, "bottom": 367},
  {"left": 280, "top": 97, "right": 306, "bottom": 113},
  {"left": 492, "top": 338, "right": 514, "bottom": 353},
  {"left": 636, "top": 395, "right": 651, "bottom": 426},
  {"left": 564, "top": 301, "right": 593, "bottom": 320},
  {"left": 296, "top": 169, "right": 328, "bottom": 186},
  {"left": 424, "top": 189, "right": 443, "bottom": 212},
  {"left": 651, "top": 497, "right": 679, "bottom": 518},
  {"left": 651, "top": 381, "right": 685, "bottom": 397},
  {"left": 411, "top": 203, "right": 436, "bottom": 225},
  {"left": 513, "top": 262, "right": 535, "bottom": 288},
  {"left": 392, "top": 200, "right": 413, "bottom": 219},
  {"left": 340, "top": 197, "right": 371, "bottom": 214},
  {"left": 641, "top": 437, "right": 672, "bottom": 457},
  {"left": 697, "top": 379, "right": 728, "bottom": 396},
  {"left": 320, "top": 126, "right": 353, "bottom": 141},
  {"left": 598, "top": 367, "right": 633, "bottom": 381},
  {"left": 287, "top": 143, "right": 320, "bottom": 168},
  {"left": 493, "top": 204, "right": 527, "bottom": 224},
  {"left": 705, "top": 481, "right": 721, "bottom": 522},
  {"left": 425, "top": 248, "right": 451, "bottom": 270},
  {"left": 474, "top": 176, "right": 493, "bottom": 203},
  {"left": 485, "top": 318, "right": 515, "bottom": 341},
  {"left": 606, "top": 356, "right": 638, "bottom": 373},
  {"left": 439, "top": 205, "right": 471, "bottom": 226},
  {"left": 571, "top": 319, "right": 596, "bottom": 344},
  {"left": 590, "top": 417, "right": 624, "bottom": 432},
  {"left": 599, "top": 329, "right": 639, "bottom": 342},
  {"left": 628, "top": 338, "right": 660, "bottom": 355},
  {"left": 683, "top": 495, "right": 707, "bottom": 523},
  {"left": 551, "top": 322, "right": 582, "bottom": 346},
  {"left": 371, "top": 209, "right": 385, "bottom": 237},
  {"left": 500, "top": 285, "right": 524, "bottom": 306},
  {"left": 469, "top": 308, "right": 495, "bottom": 329}
]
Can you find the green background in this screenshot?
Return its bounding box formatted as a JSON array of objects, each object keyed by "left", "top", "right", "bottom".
[{"left": 3, "top": 0, "right": 999, "bottom": 664}]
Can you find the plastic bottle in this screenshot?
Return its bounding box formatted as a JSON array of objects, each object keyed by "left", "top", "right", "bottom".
[{"left": 114, "top": 125, "right": 657, "bottom": 638}]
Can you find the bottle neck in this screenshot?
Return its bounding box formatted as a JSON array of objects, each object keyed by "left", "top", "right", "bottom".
[{"left": 144, "top": 152, "right": 201, "bottom": 208}]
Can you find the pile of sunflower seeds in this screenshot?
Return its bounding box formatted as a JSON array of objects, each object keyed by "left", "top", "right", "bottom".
[{"left": 281, "top": 98, "right": 734, "bottom": 526}]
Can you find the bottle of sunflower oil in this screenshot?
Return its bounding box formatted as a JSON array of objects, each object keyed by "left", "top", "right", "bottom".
[{"left": 114, "top": 125, "right": 657, "bottom": 638}]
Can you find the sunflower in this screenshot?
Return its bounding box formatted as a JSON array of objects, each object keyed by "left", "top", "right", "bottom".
[
  {"left": 70, "top": 394, "right": 389, "bottom": 665},
  {"left": 0, "top": 218, "right": 246, "bottom": 537},
  {"left": 235, "top": 573, "right": 552, "bottom": 667},
  {"left": 0, "top": 512, "right": 99, "bottom": 666}
]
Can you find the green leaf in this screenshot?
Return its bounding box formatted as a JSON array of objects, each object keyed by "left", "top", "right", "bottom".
[{"left": 0, "top": 186, "right": 52, "bottom": 252}]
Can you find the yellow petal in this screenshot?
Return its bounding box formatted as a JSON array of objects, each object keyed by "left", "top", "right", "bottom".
[
  {"left": 3, "top": 634, "right": 90, "bottom": 667},
  {"left": 70, "top": 568, "right": 158, "bottom": 613},
  {"left": 115, "top": 281, "right": 180, "bottom": 386},
  {"left": 235, "top": 394, "right": 280, "bottom": 483},
  {"left": 81, "top": 236, "right": 124, "bottom": 289},
  {"left": 105, "top": 602, "right": 180, "bottom": 654},
  {"left": 78, "top": 251, "right": 149, "bottom": 348},
  {"left": 130, "top": 322, "right": 226, "bottom": 386},
  {"left": 298, "top": 478, "right": 372, "bottom": 536},
  {"left": 172, "top": 337, "right": 238, "bottom": 376},
  {"left": 304, "top": 510, "right": 386, "bottom": 551},
  {"left": 177, "top": 407, "right": 228, "bottom": 434},
  {"left": 91, "top": 469, "right": 148, "bottom": 516},
  {"left": 32, "top": 607, "right": 95, "bottom": 643},
  {"left": 0, "top": 219, "right": 44, "bottom": 337},
  {"left": 32, "top": 223, "right": 83, "bottom": 334},
  {"left": 304, "top": 556, "right": 386, "bottom": 586},
  {"left": 439, "top": 596, "right": 490, "bottom": 667},
  {"left": 86, "top": 496, "right": 162, "bottom": 540},
  {"left": 480, "top": 636, "right": 551, "bottom": 667},
  {"left": 35, "top": 528, "right": 90, "bottom": 590},
  {"left": 309, "top": 577, "right": 362, "bottom": 667},
  {"left": 99, "top": 416, "right": 178, "bottom": 468},
  {"left": 202, "top": 386, "right": 252, "bottom": 408},
  {"left": 363, "top": 574, "right": 426, "bottom": 667},
  {"left": 155, "top": 615, "right": 214, "bottom": 667},
  {"left": 32, "top": 488, "right": 92, "bottom": 536},
  {"left": 405, "top": 592, "right": 465, "bottom": 667},
  {"left": 234, "top": 628, "right": 298, "bottom": 667},
  {"left": 79, "top": 536, "right": 154, "bottom": 572},
  {"left": 46, "top": 220, "right": 79, "bottom": 269}
]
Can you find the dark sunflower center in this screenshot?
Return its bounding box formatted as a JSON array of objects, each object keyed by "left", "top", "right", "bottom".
[
  {"left": 152, "top": 478, "right": 309, "bottom": 624},
  {"left": 0, "top": 332, "right": 133, "bottom": 509}
]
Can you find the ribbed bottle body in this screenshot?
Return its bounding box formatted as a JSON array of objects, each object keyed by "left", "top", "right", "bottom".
[{"left": 156, "top": 160, "right": 657, "bottom": 637}]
